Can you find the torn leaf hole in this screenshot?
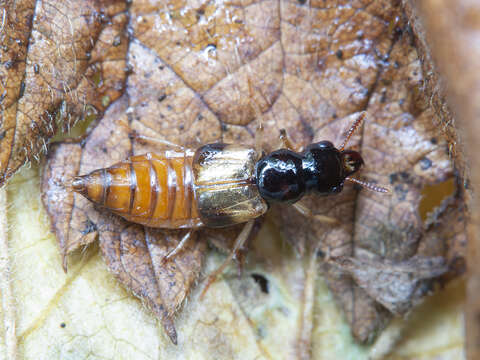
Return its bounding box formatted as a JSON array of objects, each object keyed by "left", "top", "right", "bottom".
[
  {"left": 251, "top": 273, "right": 269, "bottom": 294},
  {"left": 418, "top": 178, "right": 455, "bottom": 222}
]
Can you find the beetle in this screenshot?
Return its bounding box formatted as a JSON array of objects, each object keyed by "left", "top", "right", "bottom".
[{"left": 71, "top": 112, "right": 388, "bottom": 295}]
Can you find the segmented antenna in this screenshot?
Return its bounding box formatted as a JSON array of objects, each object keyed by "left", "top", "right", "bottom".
[
  {"left": 345, "top": 177, "right": 390, "bottom": 193},
  {"left": 338, "top": 112, "right": 366, "bottom": 151}
]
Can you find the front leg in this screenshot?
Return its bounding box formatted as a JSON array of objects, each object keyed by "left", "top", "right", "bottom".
[
  {"left": 293, "top": 202, "right": 339, "bottom": 225},
  {"left": 279, "top": 129, "right": 303, "bottom": 152}
]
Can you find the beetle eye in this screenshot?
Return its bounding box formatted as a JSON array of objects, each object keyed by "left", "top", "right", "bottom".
[{"left": 317, "top": 140, "right": 334, "bottom": 149}]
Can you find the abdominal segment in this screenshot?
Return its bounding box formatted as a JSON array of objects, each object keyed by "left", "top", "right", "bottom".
[{"left": 73, "top": 151, "right": 203, "bottom": 228}]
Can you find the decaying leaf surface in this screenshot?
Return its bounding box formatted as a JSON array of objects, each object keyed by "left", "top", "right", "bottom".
[
  {"left": 400, "top": 1, "right": 464, "bottom": 176},
  {"left": 0, "top": 0, "right": 128, "bottom": 186},
  {"left": 42, "top": 95, "right": 208, "bottom": 344},
  {"left": 0, "top": 164, "right": 465, "bottom": 359},
  {"left": 268, "top": 1, "right": 467, "bottom": 343},
  {"left": 401, "top": 2, "right": 479, "bottom": 359},
  {"left": 330, "top": 255, "right": 448, "bottom": 315},
  {"left": 25, "top": 0, "right": 466, "bottom": 356}
]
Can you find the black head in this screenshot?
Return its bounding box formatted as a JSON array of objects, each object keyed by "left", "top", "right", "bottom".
[{"left": 302, "top": 141, "right": 363, "bottom": 195}]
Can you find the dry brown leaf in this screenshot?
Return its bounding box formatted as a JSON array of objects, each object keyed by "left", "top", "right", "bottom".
[
  {"left": 42, "top": 95, "right": 208, "bottom": 343},
  {"left": 401, "top": 1, "right": 464, "bottom": 175},
  {"left": 270, "top": 3, "right": 466, "bottom": 343},
  {"left": 402, "top": 1, "right": 479, "bottom": 359},
  {"left": 39, "top": 0, "right": 467, "bottom": 349},
  {"left": 329, "top": 255, "right": 448, "bottom": 315},
  {"left": 0, "top": 0, "right": 128, "bottom": 186},
  {"left": 3, "top": 164, "right": 465, "bottom": 358}
]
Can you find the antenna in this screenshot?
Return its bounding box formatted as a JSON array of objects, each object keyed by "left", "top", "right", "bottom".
[
  {"left": 345, "top": 177, "right": 390, "bottom": 194},
  {"left": 338, "top": 112, "right": 390, "bottom": 194},
  {"left": 338, "top": 112, "right": 366, "bottom": 151}
]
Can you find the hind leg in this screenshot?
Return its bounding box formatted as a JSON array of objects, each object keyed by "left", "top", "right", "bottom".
[
  {"left": 161, "top": 230, "right": 195, "bottom": 265},
  {"left": 129, "top": 130, "right": 186, "bottom": 151},
  {"left": 235, "top": 217, "right": 263, "bottom": 276},
  {"left": 200, "top": 220, "right": 255, "bottom": 299}
]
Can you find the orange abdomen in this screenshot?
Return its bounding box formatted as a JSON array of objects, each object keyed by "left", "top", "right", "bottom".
[{"left": 73, "top": 150, "right": 203, "bottom": 228}]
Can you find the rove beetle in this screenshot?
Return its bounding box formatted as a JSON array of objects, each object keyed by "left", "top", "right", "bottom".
[{"left": 71, "top": 112, "right": 388, "bottom": 295}]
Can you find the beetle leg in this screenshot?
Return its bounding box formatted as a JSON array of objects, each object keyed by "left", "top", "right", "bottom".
[
  {"left": 161, "top": 230, "right": 195, "bottom": 265},
  {"left": 235, "top": 217, "right": 264, "bottom": 276},
  {"left": 254, "top": 121, "right": 265, "bottom": 158},
  {"left": 248, "top": 76, "right": 266, "bottom": 159},
  {"left": 279, "top": 129, "right": 303, "bottom": 152},
  {"left": 200, "top": 220, "right": 255, "bottom": 299},
  {"left": 129, "top": 129, "right": 186, "bottom": 150},
  {"left": 293, "top": 202, "right": 339, "bottom": 225}
]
